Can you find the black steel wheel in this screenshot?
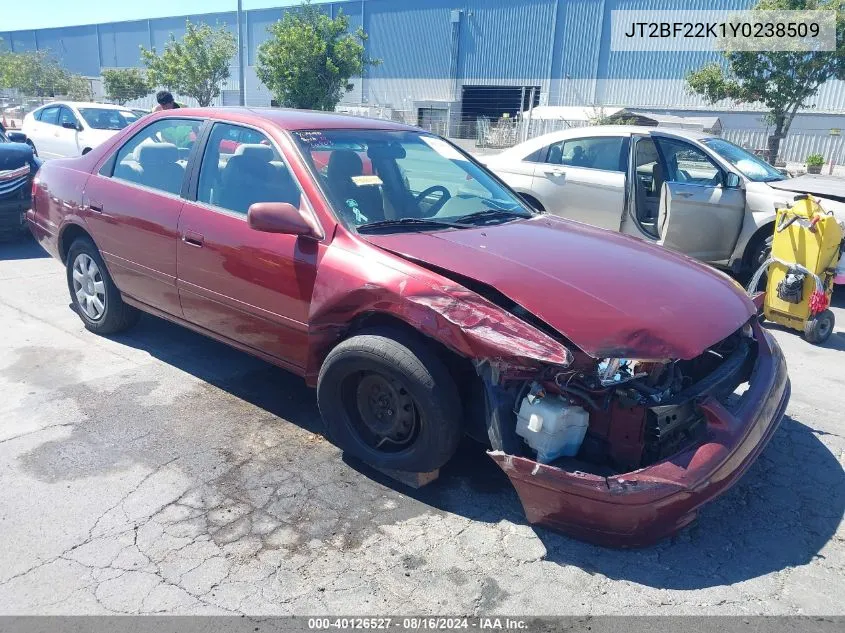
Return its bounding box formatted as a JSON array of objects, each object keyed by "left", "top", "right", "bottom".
[{"left": 317, "top": 327, "right": 462, "bottom": 473}]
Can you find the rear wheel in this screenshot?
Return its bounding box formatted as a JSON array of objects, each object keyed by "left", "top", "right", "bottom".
[
  {"left": 804, "top": 309, "right": 835, "bottom": 344},
  {"left": 317, "top": 328, "right": 462, "bottom": 473},
  {"left": 66, "top": 237, "right": 139, "bottom": 334}
]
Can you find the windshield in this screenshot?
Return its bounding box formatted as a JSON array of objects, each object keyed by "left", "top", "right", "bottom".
[
  {"left": 292, "top": 129, "right": 534, "bottom": 231},
  {"left": 78, "top": 108, "right": 139, "bottom": 131},
  {"left": 703, "top": 138, "right": 785, "bottom": 182}
]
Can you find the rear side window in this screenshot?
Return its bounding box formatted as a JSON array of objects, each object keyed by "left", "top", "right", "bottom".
[
  {"left": 110, "top": 118, "right": 200, "bottom": 196},
  {"left": 196, "top": 122, "right": 301, "bottom": 215},
  {"left": 39, "top": 106, "right": 60, "bottom": 126},
  {"left": 544, "top": 136, "right": 627, "bottom": 172}
]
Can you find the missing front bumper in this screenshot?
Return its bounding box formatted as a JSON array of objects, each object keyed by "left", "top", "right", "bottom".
[{"left": 488, "top": 322, "right": 790, "bottom": 548}]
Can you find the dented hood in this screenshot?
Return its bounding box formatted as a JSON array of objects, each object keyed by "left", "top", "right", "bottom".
[{"left": 364, "top": 215, "right": 755, "bottom": 360}]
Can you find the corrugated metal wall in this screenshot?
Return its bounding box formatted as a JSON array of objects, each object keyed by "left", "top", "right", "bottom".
[{"left": 4, "top": 0, "right": 845, "bottom": 117}]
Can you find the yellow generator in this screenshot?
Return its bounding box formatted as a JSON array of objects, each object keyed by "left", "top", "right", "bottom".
[{"left": 748, "top": 195, "right": 843, "bottom": 344}]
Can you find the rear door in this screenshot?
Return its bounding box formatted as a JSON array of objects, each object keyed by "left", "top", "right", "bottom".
[
  {"left": 82, "top": 116, "right": 204, "bottom": 316},
  {"left": 176, "top": 121, "right": 319, "bottom": 369},
  {"left": 530, "top": 135, "right": 628, "bottom": 230},
  {"left": 653, "top": 136, "right": 745, "bottom": 261},
  {"left": 31, "top": 106, "right": 62, "bottom": 159}
]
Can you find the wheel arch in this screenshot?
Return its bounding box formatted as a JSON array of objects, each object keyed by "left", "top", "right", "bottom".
[
  {"left": 739, "top": 221, "right": 776, "bottom": 271},
  {"left": 58, "top": 222, "right": 96, "bottom": 264},
  {"left": 325, "top": 311, "right": 491, "bottom": 446}
]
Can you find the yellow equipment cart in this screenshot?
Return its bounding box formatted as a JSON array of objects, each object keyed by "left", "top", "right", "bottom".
[{"left": 748, "top": 195, "right": 843, "bottom": 344}]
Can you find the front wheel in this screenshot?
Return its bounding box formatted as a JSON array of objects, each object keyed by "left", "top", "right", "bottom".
[
  {"left": 804, "top": 309, "right": 835, "bottom": 345},
  {"left": 745, "top": 233, "right": 774, "bottom": 291},
  {"left": 317, "top": 328, "right": 463, "bottom": 473},
  {"left": 66, "top": 237, "right": 139, "bottom": 334}
]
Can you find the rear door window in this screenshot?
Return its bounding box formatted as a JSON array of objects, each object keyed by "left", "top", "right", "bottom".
[
  {"left": 110, "top": 118, "right": 201, "bottom": 196},
  {"left": 544, "top": 136, "right": 627, "bottom": 172}
]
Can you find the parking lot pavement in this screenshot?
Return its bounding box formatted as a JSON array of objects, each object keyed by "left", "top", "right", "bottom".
[{"left": 0, "top": 237, "right": 843, "bottom": 616}]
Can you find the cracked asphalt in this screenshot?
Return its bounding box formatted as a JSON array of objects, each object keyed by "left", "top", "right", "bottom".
[{"left": 0, "top": 238, "right": 843, "bottom": 616}]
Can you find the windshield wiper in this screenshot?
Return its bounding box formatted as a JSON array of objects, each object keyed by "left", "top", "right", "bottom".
[
  {"left": 356, "top": 217, "right": 470, "bottom": 233},
  {"left": 454, "top": 208, "right": 533, "bottom": 225}
]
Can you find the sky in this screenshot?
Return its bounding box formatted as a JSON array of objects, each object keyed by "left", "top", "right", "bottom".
[{"left": 3, "top": 0, "right": 331, "bottom": 31}]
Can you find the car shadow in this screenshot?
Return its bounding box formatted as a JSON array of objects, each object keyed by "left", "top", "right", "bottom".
[
  {"left": 0, "top": 235, "right": 47, "bottom": 261},
  {"left": 108, "top": 314, "right": 843, "bottom": 590}
]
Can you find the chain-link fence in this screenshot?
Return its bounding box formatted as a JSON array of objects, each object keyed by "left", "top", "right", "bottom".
[{"left": 7, "top": 81, "right": 845, "bottom": 175}]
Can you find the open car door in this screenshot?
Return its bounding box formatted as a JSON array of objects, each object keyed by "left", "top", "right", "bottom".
[
  {"left": 657, "top": 181, "right": 745, "bottom": 261},
  {"left": 653, "top": 135, "right": 745, "bottom": 262}
]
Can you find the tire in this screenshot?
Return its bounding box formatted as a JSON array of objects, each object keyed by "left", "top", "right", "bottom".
[
  {"left": 66, "top": 237, "right": 140, "bottom": 335},
  {"left": 317, "top": 328, "right": 463, "bottom": 473},
  {"left": 804, "top": 309, "right": 835, "bottom": 345},
  {"left": 745, "top": 233, "right": 773, "bottom": 291}
]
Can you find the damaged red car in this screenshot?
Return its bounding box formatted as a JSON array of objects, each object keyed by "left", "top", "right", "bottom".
[{"left": 28, "top": 108, "right": 790, "bottom": 547}]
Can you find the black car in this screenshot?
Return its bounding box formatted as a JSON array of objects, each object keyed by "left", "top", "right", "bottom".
[{"left": 0, "top": 125, "right": 41, "bottom": 241}]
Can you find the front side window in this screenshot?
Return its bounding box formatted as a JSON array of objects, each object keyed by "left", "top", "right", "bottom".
[
  {"left": 292, "top": 129, "right": 533, "bottom": 231},
  {"left": 78, "top": 108, "right": 139, "bottom": 131},
  {"left": 197, "top": 122, "right": 301, "bottom": 215},
  {"left": 702, "top": 137, "right": 784, "bottom": 183},
  {"left": 39, "top": 106, "right": 60, "bottom": 126},
  {"left": 111, "top": 118, "right": 200, "bottom": 196},
  {"left": 544, "top": 136, "right": 626, "bottom": 172},
  {"left": 654, "top": 137, "right": 722, "bottom": 186},
  {"left": 58, "top": 107, "right": 78, "bottom": 129}
]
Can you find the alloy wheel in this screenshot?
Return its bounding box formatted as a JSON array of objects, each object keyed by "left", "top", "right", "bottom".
[{"left": 71, "top": 253, "right": 106, "bottom": 321}]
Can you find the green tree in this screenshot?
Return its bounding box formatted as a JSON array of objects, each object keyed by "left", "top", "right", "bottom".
[
  {"left": 256, "top": 1, "right": 380, "bottom": 110},
  {"left": 0, "top": 49, "right": 70, "bottom": 98},
  {"left": 141, "top": 20, "right": 236, "bottom": 107},
  {"left": 102, "top": 68, "right": 152, "bottom": 105},
  {"left": 686, "top": 0, "right": 845, "bottom": 163},
  {"left": 66, "top": 75, "right": 93, "bottom": 101}
]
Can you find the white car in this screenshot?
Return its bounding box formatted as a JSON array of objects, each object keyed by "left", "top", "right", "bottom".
[
  {"left": 22, "top": 102, "right": 140, "bottom": 160},
  {"left": 480, "top": 125, "right": 845, "bottom": 277}
]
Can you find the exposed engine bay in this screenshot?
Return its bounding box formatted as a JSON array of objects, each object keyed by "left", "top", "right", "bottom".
[{"left": 485, "top": 323, "right": 758, "bottom": 474}]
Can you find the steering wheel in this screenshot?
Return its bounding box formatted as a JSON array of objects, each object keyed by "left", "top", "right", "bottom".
[{"left": 415, "top": 185, "right": 451, "bottom": 216}]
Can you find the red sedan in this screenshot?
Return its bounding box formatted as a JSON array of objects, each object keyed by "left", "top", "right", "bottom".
[{"left": 27, "top": 108, "right": 789, "bottom": 547}]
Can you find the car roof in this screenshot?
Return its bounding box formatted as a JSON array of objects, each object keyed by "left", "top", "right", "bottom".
[
  {"left": 35, "top": 101, "right": 135, "bottom": 111},
  {"left": 151, "top": 106, "right": 420, "bottom": 132},
  {"left": 493, "top": 124, "right": 715, "bottom": 158}
]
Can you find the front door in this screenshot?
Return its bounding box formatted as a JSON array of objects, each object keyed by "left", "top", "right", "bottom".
[
  {"left": 653, "top": 136, "right": 745, "bottom": 262},
  {"left": 530, "top": 135, "right": 628, "bottom": 230},
  {"left": 55, "top": 106, "right": 82, "bottom": 157},
  {"left": 82, "top": 116, "right": 203, "bottom": 316},
  {"left": 176, "top": 122, "right": 319, "bottom": 369}
]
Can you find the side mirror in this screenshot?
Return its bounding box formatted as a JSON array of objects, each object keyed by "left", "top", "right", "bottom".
[
  {"left": 724, "top": 172, "right": 742, "bottom": 189},
  {"left": 61, "top": 121, "right": 78, "bottom": 130},
  {"left": 6, "top": 132, "right": 27, "bottom": 143},
  {"left": 247, "top": 202, "right": 320, "bottom": 238}
]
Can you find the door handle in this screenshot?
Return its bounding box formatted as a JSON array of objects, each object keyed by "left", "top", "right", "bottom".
[
  {"left": 676, "top": 192, "right": 694, "bottom": 198},
  {"left": 544, "top": 168, "right": 566, "bottom": 177},
  {"left": 88, "top": 202, "right": 103, "bottom": 213},
  {"left": 183, "top": 232, "right": 204, "bottom": 248}
]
